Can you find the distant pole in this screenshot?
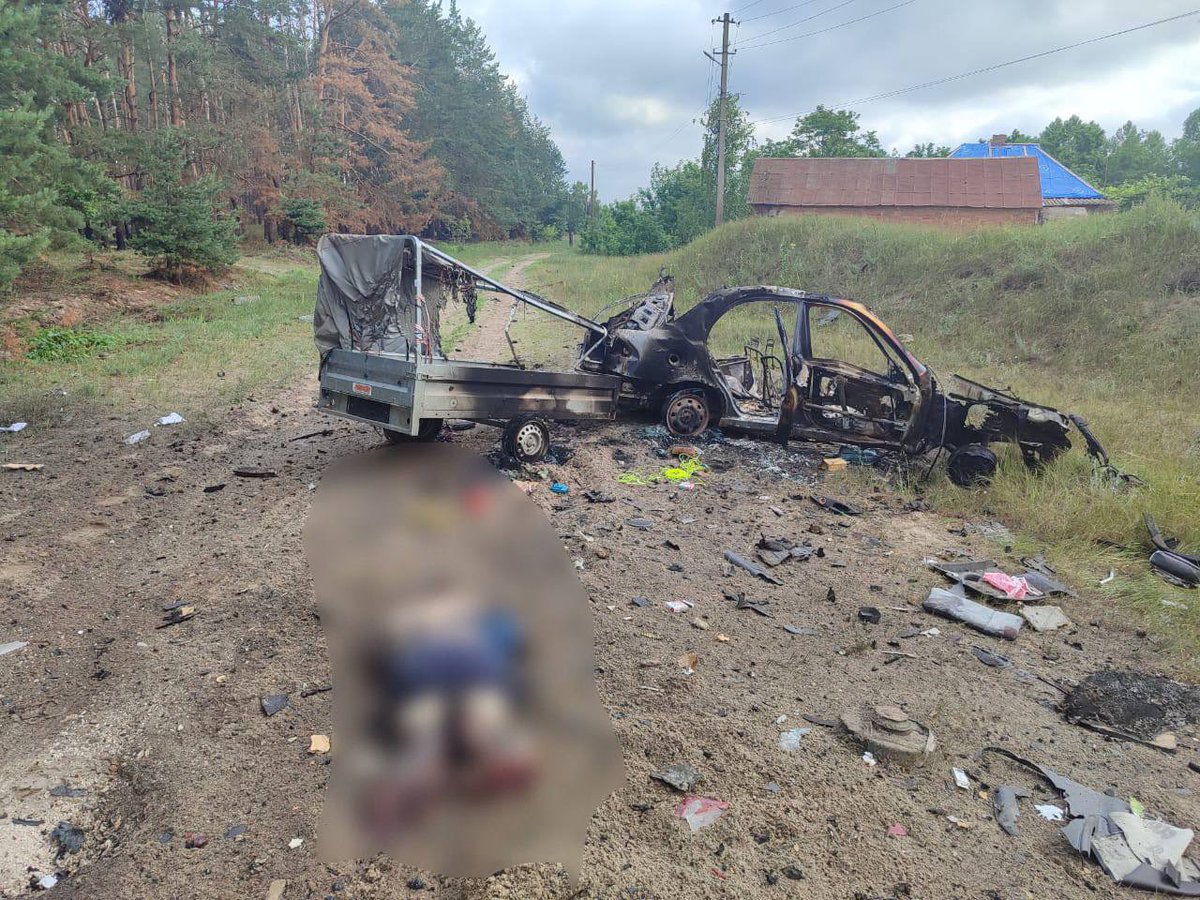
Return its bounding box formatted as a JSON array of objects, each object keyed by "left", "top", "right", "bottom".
[
  {"left": 712, "top": 12, "right": 736, "bottom": 228},
  {"left": 589, "top": 159, "right": 596, "bottom": 219}
]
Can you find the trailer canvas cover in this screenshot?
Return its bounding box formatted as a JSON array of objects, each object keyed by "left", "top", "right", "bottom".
[{"left": 314, "top": 234, "right": 447, "bottom": 359}]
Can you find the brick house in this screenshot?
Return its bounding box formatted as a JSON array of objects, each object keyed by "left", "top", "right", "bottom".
[
  {"left": 747, "top": 155, "right": 1044, "bottom": 227},
  {"left": 949, "top": 135, "right": 1116, "bottom": 219}
]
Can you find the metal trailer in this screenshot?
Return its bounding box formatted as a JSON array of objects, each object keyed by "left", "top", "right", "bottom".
[{"left": 315, "top": 236, "right": 620, "bottom": 463}]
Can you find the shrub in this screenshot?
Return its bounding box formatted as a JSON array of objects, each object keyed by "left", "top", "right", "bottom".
[{"left": 26, "top": 326, "right": 117, "bottom": 362}]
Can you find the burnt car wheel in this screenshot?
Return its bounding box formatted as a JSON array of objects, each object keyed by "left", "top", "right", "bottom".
[
  {"left": 502, "top": 415, "right": 551, "bottom": 464},
  {"left": 947, "top": 443, "right": 998, "bottom": 487},
  {"left": 663, "top": 388, "right": 711, "bottom": 438},
  {"left": 1021, "top": 442, "right": 1068, "bottom": 471},
  {"left": 381, "top": 418, "right": 444, "bottom": 444}
]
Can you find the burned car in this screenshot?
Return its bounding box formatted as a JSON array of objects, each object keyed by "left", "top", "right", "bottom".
[{"left": 579, "top": 279, "right": 1094, "bottom": 486}]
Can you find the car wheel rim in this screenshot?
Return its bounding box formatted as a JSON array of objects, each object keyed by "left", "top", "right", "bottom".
[
  {"left": 516, "top": 422, "right": 546, "bottom": 459},
  {"left": 667, "top": 395, "right": 708, "bottom": 436}
]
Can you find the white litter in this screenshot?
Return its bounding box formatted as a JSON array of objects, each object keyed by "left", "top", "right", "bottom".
[
  {"left": 125, "top": 430, "right": 151, "bottom": 445},
  {"left": 862, "top": 752, "right": 877, "bottom": 767},
  {"left": 156, "top": 412, "right": 185, "bottom": 426},
  {"left": 953, "top": 768, "right": 970, "bottom": 790},
  {"left": 921, "top": 627, "right": 940, "bottom": 637},
  {"left": 1036, "top": 804, "right": 1065, "bottom": 821},
  {"left": 288, "top": 837, "right": 303, "bottom": 849},
  {"left": 37, "top": 873, "right": 58, "bottom": 889},
  {"left": 1100, "top": 570, "right": 1116, "bottom": 585},
  {"left": 775, "top": 714, "right": 788, "bottom": 725},
  {"left": 779, "top": 727, "right": 811, "bottom": 751},
  {"left": 0, "top": 641, "right": 28, "bottom": 657},
  {"left": 664, "top": 600, "right": 693, "bottom": 613},
  {"left": 1, "top": 422, "right": 27, "bottom": 433}
]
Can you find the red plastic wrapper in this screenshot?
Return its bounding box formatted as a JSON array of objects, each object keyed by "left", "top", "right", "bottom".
[{"left": 306, "top": 447, "right": 621, "bottom": 878}]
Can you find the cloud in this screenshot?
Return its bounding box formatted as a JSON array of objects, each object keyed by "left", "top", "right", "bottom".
[{"left": 458, "top": 0, "right": 1200, "bottom": 198}]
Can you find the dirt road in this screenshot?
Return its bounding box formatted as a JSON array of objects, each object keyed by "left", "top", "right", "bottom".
[{"left": 1, "top": 270, "right": 1196, "bottom": 898}]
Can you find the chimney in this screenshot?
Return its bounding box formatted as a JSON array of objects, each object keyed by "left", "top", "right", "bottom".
[{"left": 990, "top": 133, "right": 1007, "bottom": 147}]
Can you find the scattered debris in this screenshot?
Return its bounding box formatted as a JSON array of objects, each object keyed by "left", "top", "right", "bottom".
[
  {"left": 1101, "top": 570, "right": 1116, "bottom": 585},
  {"left": 980, "top": 571, "right": 1030, "bottom": 600},
  {"left": 550, "top": 481, "right": 569, "bottom": 494},
  {"left": 203, "top": 483, "right": 226, "bottom": 493},
  {"left": 261, "top": 694, "right": 289, "bottom": 717},
  {"left": 779, "top": 728, "right": 811, "bottom": 751},
  {"left": 922, "top": 587, "right": 1024, "bottom": 640},
  {"left": 630, "top": 596, "right": 650, "bottom": 608},
  {"left": 0, "top": 640, "right": 29, "bottom": 656},
  {"left": 724, "top": 590, "right": 772, "bottom": 617},
  {"left": 1021, "top": 605, "right": 1071, "bottom": 632},
  {"left": 838, "top": 446, "right": 881, "bottom": 466},
  {"left": 184, "top": 832, "right": 209, "bottom": 849},
  {"left": 841, "top": 705, "right": 936, "bottom": 768},
  {"left": 810, "top": 495, "right": 861, "bottom": 516},
  {"left": 288, "top": 837, "right": 304, "bottom": 849},
  {"left": 308, "top": 734, "right": 330, "bottom": 754},
  {"left": 1146, "top": 514, "right": 1200, "bottom": 588},
  {"left": 953, "top": 768, "right": 970, "bottom": 790},
  {"left": 724, "top": 551, "right": 783, "bottom": 585},
  {"left": 983, "top": 747, "right": 1200, "bottom": 895},
  {"left": 223, "top": 824, "right": 248, "bottom": 840},
  {"left": 820, "top": 457, "right": 848, "bottom": 473},
  {"left": 784, "top": 624, "right": 818, "bottom": 636},
  {"left": 125, "top": 430, "right": 151, "bottom": 445},
  {"left": 862, "top": 752, "right": 877, "bottom": 767},
  {"left": 158, "top": 605, "right": 195, "bottom": 628},
  {"left": 156, "top": 412, "right": 185, "bottom": 426},
  {"left": 1036, "top": 804, "right": 1065, "bottom": 822},
  {"left": 652, "top": 764, "right": 702, "bottom": 792},
  {"left": 886, "top": 823, "right": 908, "bottom": 838},
  {"left": 234, "top": 468, "right": 278, "bottom": 479},
  {"left": 674, "top": 796, "right": 729, "bottom": 832},
  {"left": 3, "top": 462, "right": 42, "bottom": 471},
  {"left": 993, "top": 786, "right": 1028, "bottom": 836},
  {"left": 50, "top": 822, "right": 85, "bottom": 857},
  {"left": 971, "top": 646, "right": 1012, "bottom": 669},
  {"left": 677, "top": 651, "right": 699, "bottom": 673},
  {"left": 625, "top": 517, "right": 654, "bottom": 529},
  {"left": 583, "top": 490, "right": 615, "bottom": 503},
  {"left": 266, "top": 880, "right": 287, "bottom": 900},
  {"left": 34, "top": 873, "right": 58, "bottom": 890},
  {"left": 49, "top": 783, "right": 86, "bottom": 798},
  {"left": 1, "top": 421, "right": 27, "bottom": 432},
  {"left": 857, "top": 606, "right": 881, "bottom": 625},
  {"left": 664, "top": 600, "right": 692, "bottom": 613}
]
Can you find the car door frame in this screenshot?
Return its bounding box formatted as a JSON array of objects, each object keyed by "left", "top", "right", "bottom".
[{"left": 791, "top": 299, "right": 925, "bottom": 447}]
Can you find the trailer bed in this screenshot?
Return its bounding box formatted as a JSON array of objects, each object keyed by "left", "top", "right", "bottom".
[{"left": 319, "top": 348, "right": 620, "bottom": 436}]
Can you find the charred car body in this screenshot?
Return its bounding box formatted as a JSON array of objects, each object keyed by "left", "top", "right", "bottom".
[{"left": 579, "top": 280, "right": 1092, "bottom": 486}]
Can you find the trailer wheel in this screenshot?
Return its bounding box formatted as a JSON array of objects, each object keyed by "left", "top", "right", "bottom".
[
  {"left": 663, "top": 388, "right": 711, "bottom": 438},
  {"left": 381, "top": 418, "right": 444, "bottom": 444},
  {"left": 503, "top": 416, "right": 551, "bottom": 464},
  {"left": 947, "top": 443, "right": 998, "bottom": 487}
]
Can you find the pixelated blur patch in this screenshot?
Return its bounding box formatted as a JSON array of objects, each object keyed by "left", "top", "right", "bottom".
[{"left": 305, "top": 446, "right": 622, "bottom": 878}]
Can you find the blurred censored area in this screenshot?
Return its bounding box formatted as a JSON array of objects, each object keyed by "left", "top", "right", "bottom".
[{"left": 305, "top": 446, "right": 621, "bottom": 878}]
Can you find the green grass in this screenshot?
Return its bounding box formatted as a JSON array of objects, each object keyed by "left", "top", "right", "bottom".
[
  {"left": 515, "top": 201, "right": 1200, "bottom": 664},
  {"left": 1, "top": 263, "right": 319, "bottom": 423}
]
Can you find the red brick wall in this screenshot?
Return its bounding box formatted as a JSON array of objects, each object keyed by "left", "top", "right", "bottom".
[{"left": 753, "top": 205, "right": 1040, "bottom": 228}]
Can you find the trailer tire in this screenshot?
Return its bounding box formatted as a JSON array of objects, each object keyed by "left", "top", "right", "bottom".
[
  {"left": 502, "top": 415, "right": 551, "bottom": 464},
  {"left": 947, "top": 443, "right": 997, "bottom": 487},
  {"left": 662, "top": 388, "right": 711, "bottom": 438},
  {"left": 381, "top": 418, "right": 444, "bottom": 444}
]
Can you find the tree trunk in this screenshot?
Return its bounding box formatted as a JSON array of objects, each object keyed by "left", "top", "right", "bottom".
[{"left": 164, "top": 5, "right": 185, "bottom": 127}]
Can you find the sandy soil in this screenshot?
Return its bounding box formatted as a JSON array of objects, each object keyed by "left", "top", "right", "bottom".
[{"left": 1, "top": 266, "right": 1197, "bottom": 899}]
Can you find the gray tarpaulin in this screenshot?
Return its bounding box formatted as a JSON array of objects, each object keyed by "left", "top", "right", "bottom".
[{"left": 314, "top": 234, "right": 446, "bottom": 360}]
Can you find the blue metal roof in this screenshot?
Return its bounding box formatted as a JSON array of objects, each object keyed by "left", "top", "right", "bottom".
[{"left": 949, "top": 142, "right": 1104, "bottom": 200}]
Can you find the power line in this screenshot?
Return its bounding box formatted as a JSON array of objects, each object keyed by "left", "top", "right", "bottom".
[
  {"left": 732, "top": 0, "right": 770, "bottom": 13},
  {"left": 751, "top": 7, "right": 1200, "bottom": 124},
  {"left": 739, "top": 0, "right": 856, "bottom": 44},
  {"left": 740, "top": 0, "right": 914, "bottom": 50},
  {"left": 742, "top": 0, "right": 825, "bottom": 25}
]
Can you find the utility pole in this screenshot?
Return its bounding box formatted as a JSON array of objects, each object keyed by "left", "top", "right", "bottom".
[
  {"left": 589, "top": 159, "right": 596, "bottom": 219},
  {"left": 706, "top": 13, "right": 736, "bottom": 228}
]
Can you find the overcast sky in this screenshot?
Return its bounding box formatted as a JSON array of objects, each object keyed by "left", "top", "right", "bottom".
[{"left": 457, "top": 0, "right": 1200, "bottom": 200}]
